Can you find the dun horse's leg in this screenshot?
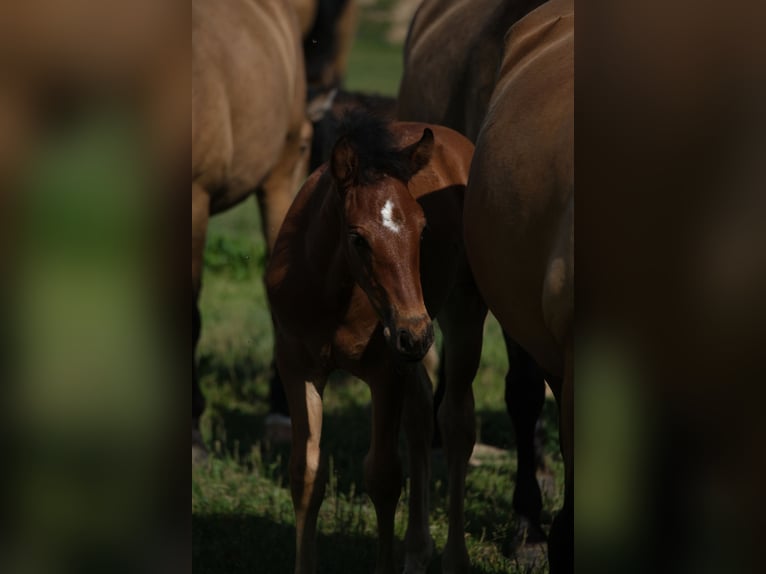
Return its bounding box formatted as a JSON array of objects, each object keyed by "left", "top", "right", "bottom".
[
  {"left": 503, "top": 333, "right": 547, "bottom": 540},
  {"left": 548, "top": 340, "right": 573, "bottom": 573},
  {"left": 366, "top": 371, "right": 405, "bottom": 574},
  {"left": 437, "top": 275, "right": 487, "bottom": 574},
  {"left": 192, "top": 183, "right": 210, "bottom": 464},
  {"left": 261, "top": 123, "right": 309, "bottom": 442},
  {"left": 256, "top": 121, "right": 310, "bottom": 253},
  {"left": 278, "top": 340, "right": 326, "bottom": 574},
  {"left": 402, "top": 363, "right": 434, "bottom": 573}
]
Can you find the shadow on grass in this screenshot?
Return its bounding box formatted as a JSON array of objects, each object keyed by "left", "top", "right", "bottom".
[
  {"left": 192, "top": 514, "right": 378, "bottom": 574},
  {"left": 204, "top": 386, "right": 561, "bottom": 502},
  {"left": 192, "top": 513, "right": 545, "bottom": 574},
  {"left": 206, "top": 398, "right": 375, "bottom": 496}
]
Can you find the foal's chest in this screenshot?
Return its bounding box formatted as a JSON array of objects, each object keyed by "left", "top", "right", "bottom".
[{"left": 330, "top": 288, "right": 380, "bottom": 364}]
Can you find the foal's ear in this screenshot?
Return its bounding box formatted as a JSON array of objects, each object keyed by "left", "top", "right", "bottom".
[
  {"left": 331, "top": 136, "right": 358, "bottom": 189},
  {"left": 404, "top": 128, "right": 434, "bottom": 178}
]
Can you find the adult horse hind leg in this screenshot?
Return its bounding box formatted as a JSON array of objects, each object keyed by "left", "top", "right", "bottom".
[
  {"left": 260, "top": 120, "right": 311, "bottom": 443},
  {"left": 436, "top": 270, "right": 488, "bottom": 574},
  {"left": 256, "top": 119, "right": 311, "bottom": 253},
  {"left": 547, "top": 339, "right": 573, "bottom": 573},
  {"left": 503, "top": 332, "right": 547, "bottom": 543}
]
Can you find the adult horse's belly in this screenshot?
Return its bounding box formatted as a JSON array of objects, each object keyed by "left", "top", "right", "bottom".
[
  {"left": 464, "top": 0, "right": 573, "bottom": 377},
  {"left": 192, "top": 0, "right": 303, "bottom": 214},
  {"left": 464, "top": 178, "right": 569, "bottom": 377}
]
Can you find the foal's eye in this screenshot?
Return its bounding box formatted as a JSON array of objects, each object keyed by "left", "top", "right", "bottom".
[{"left": 348, "top": 232, "right": 368, "bottom": 250}]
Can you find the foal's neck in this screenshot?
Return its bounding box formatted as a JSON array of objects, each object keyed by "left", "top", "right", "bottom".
[{"left": 304, "top": 179, "right": 353, "bottom": 304}]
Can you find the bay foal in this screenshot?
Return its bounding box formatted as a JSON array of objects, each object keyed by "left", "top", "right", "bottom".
[{"left": 266, "top": 114, "right": 483, "bottom": 574}]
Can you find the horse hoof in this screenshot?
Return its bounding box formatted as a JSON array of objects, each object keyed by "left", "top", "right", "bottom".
[{"left": 264, "top": 413, "right": 292, "bottom": 445}]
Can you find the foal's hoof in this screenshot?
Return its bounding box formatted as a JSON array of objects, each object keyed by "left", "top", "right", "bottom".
[
  {"left": 264, "top": 413, "right": 292, "bottom": 445},
  {"left": 192, "top": 430, "right": 209, "bottom": 467}
]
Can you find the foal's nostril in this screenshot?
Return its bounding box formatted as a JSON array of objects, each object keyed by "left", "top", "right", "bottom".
[{"left": 397, "top": 329, "right": 414, "bottom": 353}]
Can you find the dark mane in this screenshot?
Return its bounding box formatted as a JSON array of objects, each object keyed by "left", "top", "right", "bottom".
[{"left": 335, "top": 110, "right": 414, "bottom": 185}]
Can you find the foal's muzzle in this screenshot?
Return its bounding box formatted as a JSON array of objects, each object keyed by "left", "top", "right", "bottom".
[{"left": 387, "top": 316, "right": 434, "bottom": 362}]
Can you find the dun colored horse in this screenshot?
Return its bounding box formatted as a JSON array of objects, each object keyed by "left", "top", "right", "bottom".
[
  {"left": 397, "top": 0, "right": 550, "bottom": 545},
  {"left": 465, "top": 0, "right": 574, "bottom": 570},
  {"left": 192, "top": 0, "right": 310, "bottom": 460},
  {"left": 266, "top": 114, "right": 483, "bottom": 574}
]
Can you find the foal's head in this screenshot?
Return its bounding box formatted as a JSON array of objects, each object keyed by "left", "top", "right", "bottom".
[{"left": 330, "top": 115, "right": 435, "bottom": 361}]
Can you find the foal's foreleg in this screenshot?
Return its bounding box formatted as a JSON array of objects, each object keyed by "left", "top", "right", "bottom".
[
  {"left": 366, "top": 374, "right": 405, "bottom": 574},
  {"left": 278, "top": 343, "right": 326, "bottom": 574},
  {"left": 402, "top": 363, "right": 434, "bottom": 573},
  {"left": 437, "top": 279, "right": 487, "bottom": 574}
]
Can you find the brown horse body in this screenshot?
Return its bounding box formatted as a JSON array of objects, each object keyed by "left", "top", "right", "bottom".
[
  {"left": 465, "top": 0, "right": 574, "bottom": 570},
  {"left": 398, "top": 0, "right": 545, "bottom": 140},
  {"left": 397, "top": 0, "right": 551, "bottom": 560},
  {"left": 266, "top": 117, "right": 483, "bottom": 574},
  {"left": 192, "top": 0, "right": 310, "bottom": 453}
]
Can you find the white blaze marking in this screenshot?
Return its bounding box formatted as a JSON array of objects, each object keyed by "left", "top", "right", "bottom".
[{"left": 381, "top": 199, "right": 401, "bottom": 233}]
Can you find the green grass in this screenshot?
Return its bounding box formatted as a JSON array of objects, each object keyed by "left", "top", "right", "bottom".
[
  {"left": 194, "top": 5, "right": 563, "bottom": 573},
  {"left": 345, "top": 3, "right": 404, "bottom": 95},
  {"left": 345, "top": 30, "right": 403, "bottom": 96}
]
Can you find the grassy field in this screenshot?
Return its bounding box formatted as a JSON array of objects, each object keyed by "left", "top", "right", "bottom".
[{"left": 193, "top": 4, "right": 564, "bottom": 573}]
